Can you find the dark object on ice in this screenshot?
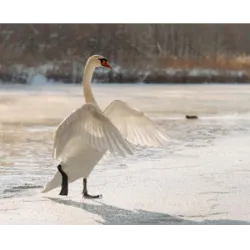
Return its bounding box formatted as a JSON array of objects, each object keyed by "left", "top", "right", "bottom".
[{"left": 185, "top": 115, "right": 198, "bottom": 119}]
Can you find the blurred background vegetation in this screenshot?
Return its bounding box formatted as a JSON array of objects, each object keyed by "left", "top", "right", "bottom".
[{"left": 1, "top": 24, "right": 250, "bottom": 84}]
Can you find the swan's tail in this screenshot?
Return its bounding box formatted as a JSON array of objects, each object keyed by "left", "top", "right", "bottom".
[
  {"left": 41, "top": 168, "right": 84, "bottom": 193},
  {"left": 41, "top": 171, "right": 62, "bottom": 193}
]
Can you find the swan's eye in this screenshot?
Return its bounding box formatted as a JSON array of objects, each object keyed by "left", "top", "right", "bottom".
[
  {"left": 98, "top": 58, "right": 107, "bottom": 66},
  {"left": 98, "top": 58, "right": 112, "bottom": 69},
  {"left": 100, "top": 59, "right": 106, "bottom": 66}
]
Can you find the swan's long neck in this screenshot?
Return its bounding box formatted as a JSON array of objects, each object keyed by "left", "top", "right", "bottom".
[{"left": 83, "top": 61, "right": 98, "bottom": 106}]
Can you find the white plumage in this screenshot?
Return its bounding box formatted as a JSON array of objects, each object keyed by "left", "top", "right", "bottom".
[
  {"left": 42, "top": 55, "right": 169, "bottom": 194},
  {"left": 104, "top": 100, "right": 169, "bottom": 147},
  {"left": 53, "top": 103, "right": 134, "bottom": 160}
]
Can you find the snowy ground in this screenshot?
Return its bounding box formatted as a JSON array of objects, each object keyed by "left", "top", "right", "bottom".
[
  {"left": 1, "top": 83, "right": 250, "bottom": 224},
  {"left": 2, "top": 63, "right": 249, "bottom": 84}
]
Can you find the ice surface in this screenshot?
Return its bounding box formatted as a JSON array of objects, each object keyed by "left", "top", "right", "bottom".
[{"left": 1, "top": 83, "right": 250, "bottom": 224}]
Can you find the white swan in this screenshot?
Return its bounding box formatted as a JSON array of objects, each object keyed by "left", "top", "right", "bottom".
[{"left": 42, "top": 55, "right": 169, "bottom": 198}]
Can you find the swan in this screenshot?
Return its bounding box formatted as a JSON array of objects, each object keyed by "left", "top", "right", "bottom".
[{"left": 42, "top": 55, "right": 169, "bottom": 198}]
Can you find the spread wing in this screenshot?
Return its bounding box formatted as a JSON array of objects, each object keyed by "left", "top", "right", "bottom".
[
  {"left": 53, "top": 103, "right": 134, "bottom": 160},
  {"left": 103, "top": 100, "right": 170, "bottom": 147}
]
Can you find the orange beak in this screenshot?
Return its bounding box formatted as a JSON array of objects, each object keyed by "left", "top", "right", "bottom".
[{"left": 102, "top": 61, "right": 112, "bottom": 69}]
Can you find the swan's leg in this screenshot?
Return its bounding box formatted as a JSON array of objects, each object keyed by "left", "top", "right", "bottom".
[
  {"left": 58, "top": 165, "right": 68, "bottom": 196},
  {"left": 82, "top": 178, "right": 102, "bottom": 199}
]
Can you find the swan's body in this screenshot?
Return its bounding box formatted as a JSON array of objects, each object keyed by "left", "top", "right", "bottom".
[{"left": 42, "top": 55, "right": 169, "bottom": 196}]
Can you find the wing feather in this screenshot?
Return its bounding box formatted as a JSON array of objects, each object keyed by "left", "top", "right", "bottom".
[
  {"left": 104, "top": 100, "right": 170, "bottom": 147},
  {"left": 53, "top": 103, "right": 134, "bottom": 160}
]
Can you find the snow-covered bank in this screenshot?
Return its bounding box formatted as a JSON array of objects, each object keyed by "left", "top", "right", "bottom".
[
  {"left": 1, "top": 134, "right": 250, "bottom": 225},
  {"left": 1, "top": 63, "right": 250, "bottom": 84}
]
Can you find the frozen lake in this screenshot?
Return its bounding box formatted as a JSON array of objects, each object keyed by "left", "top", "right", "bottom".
[{"left": 1, "top": 83, "right": 250, "bottom": 224}]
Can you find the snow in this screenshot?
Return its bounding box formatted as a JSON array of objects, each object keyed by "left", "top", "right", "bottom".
[
  {"left": 1, "top": 62, "right": 249, "bottom": 85},
  {"left": 1, "top": 83, "right": 250, "bottom": 224},
  {"left": 1, "top": 134, "right": 250, "bottom": 225}
]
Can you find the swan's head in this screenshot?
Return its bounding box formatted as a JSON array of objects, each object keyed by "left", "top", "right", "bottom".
[{"left": 88, "top": 55, "right": 112, "bottom": 69}]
